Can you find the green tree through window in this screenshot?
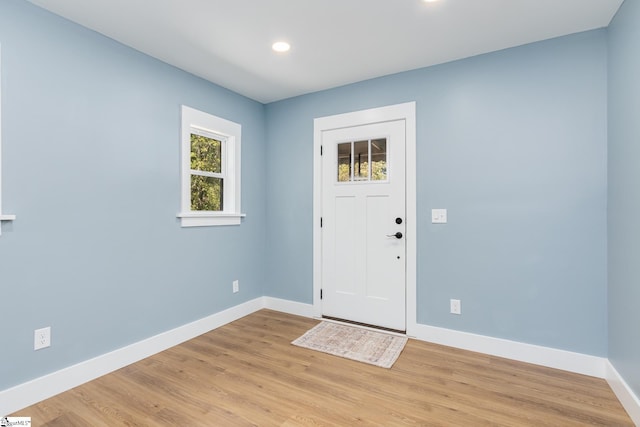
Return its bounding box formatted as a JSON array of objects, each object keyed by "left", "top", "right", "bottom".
[
  {"left": 190, "top": 133, "right": 223, "bottom": 211},
  {"left": 179, "top": 105, "right": 243, "bottom": 226}
]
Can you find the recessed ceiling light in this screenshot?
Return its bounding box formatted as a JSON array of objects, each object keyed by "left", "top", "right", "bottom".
[
  {"left": 423, "top": 0, "right": 440, "bottom": 2},
  {"left": 272, "top": 41, "right": 291, "bottom": 53}
]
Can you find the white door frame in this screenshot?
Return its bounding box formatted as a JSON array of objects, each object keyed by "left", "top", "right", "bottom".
[{"left": 313, "top": 102, "right": 417, "bottom": 336}]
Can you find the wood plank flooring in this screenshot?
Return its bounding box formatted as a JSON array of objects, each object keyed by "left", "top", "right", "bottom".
[{"left": 12, "top": 310, "right": 633, "bottom": 426}]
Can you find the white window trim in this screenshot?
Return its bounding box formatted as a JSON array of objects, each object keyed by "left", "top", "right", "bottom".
[
  {"left": 0, "top": 45, "right": 16, "bottom": 236},
  {"left": 177, "top": 105, "right": 244, "bottom": 227}
]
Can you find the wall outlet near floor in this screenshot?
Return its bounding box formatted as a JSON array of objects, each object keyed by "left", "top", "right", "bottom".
[
  {"left": 34, "top": 326, "right": 51, "bottom": 350},
  {"left": 232, "top": 280, "right": 239, "bottom": 293},
  {"left": 450, "top": 299, "right": 461, "bottom": 315}
]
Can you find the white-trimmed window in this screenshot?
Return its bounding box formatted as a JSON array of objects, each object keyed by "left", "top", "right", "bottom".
[
  {"left": 177, "top": 105, "right": 244, "bottom": 226},
  {"left": 0, "top": 45, "right": 16, "bottom": 235}
]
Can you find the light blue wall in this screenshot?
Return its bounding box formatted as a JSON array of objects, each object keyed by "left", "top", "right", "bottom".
[
  {"left": 266, "top": 30, "right": 608, "bottom": 356},
  {"left": 0, "top": 0, "right": 267, "bottom": 389},
  {"left": 608, "top": 0, "right": 640, "bottom": 397}
]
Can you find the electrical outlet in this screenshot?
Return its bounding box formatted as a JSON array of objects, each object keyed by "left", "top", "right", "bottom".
[
  {"left": 233, "top": 280, "right": 239, "bottom": 293},
  {"left": 34, "top": 327, "right": 51, "bottom": 350},
  {"left": 450, "top": 299, "right": 461, "bottom": 315}
]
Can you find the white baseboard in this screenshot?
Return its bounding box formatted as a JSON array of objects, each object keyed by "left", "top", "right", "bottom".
[
  {"left": 262, "top": 299, "right": 609, "bottom": 379},
  {"left": 0, "top": 297, "right": 264, "bottom": 417},
  {"left": 263, "top": 299, "right": 609, "bottom": 379},
  {"left": 4, "top": 296, "right": 637, "bottom": 424},
  {"left": 262, "top": 296, "right": 315, "bottom": 318},
  {"left": 410, "top": 323, "right": 607, "bottom": 378},
  {"left": 606, "top": 361, "right": 640, "bottom": 425}
]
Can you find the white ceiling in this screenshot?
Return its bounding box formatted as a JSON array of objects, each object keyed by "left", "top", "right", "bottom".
[{"left": 27, "top": 0, "right": 624, "bottom": 104}]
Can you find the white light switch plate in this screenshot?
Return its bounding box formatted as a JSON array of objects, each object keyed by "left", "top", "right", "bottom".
[{"left": 432, "top": 209, "right": 447, "bottom": 224}]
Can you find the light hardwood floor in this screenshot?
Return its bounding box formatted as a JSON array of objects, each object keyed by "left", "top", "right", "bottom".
[{"left": 13, "top": 310, "right": 633, "bottom": 426}]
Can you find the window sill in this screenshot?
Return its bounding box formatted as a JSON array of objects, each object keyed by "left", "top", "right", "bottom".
[
  {"left": 177, "top": 212, "right": 245, "bottom": 227},
  {"left": 0, "top": 214, "right": 16, "bottom": 221}
]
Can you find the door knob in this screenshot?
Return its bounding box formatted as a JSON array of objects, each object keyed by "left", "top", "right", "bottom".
[{"left": 386, "top": 232, "right": 403, "bottom": 239}]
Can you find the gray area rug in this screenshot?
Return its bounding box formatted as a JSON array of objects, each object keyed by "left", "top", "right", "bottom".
[{"left": 292, "top": 321, "right": 408, "bottom": 368}]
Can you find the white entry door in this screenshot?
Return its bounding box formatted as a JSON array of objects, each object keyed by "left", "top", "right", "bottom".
[{"left": 321, "top": 119, "right": 406, "bottom": 331}]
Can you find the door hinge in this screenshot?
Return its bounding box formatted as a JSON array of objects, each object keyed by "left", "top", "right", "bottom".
[
  {"left": 320, "top": 289, "right": 323, "bottom": 300},
  {"left": 320, "top": 217, "right": 323, "bottom": 228},
  {"left": 321, "top": 145, "right": 323, "bottom": 155}
]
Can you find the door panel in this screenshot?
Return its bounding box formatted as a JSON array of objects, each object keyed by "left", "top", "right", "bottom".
[
  {"left": 321, "top": 120, "right": 406, "bottom": 331},
  {"left": 366, "top": 195, "right": 395, "bottom": 299},
  {"left": 334, "top": 196, "right": 357, "bottom": 296}
]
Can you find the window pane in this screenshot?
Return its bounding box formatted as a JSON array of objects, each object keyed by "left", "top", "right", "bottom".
[
  {"left": 371, "top": 138, "right": 387, "bottom": 181},
  {"left": 337, "top": 142, "right": 352, "bottom": 182},
  {"left": 354, "top": 140, "right": 369, "bottom": 181},
  {"left": 191, "top": 133, "right": 222, "bottom": 173},
  {"left": 191, "top": 175, "right": 223, "bottom": 211}
]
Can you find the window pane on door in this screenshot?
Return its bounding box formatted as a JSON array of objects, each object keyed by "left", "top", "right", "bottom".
[
  {"left": 191, "top": 175, "right": 223, "bottom": 211},
  {"left": 337, "top": 142, "right": 352, "bottom": 182},
  {"left": 191, "top": 133, "right": 222, "bottom": 173},
  {"left": 337, "top": 138, "right": 387, "bottom": 183},
  {"left": 371, "top": 138, "right": 387, "bottom": 181},
  {"left": 354, "top": 140, "right": 369, "bottom": 181}
]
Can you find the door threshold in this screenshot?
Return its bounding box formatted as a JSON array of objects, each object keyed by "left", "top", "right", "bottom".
[{"left": 321, "top": 316, "right": 406, "bottom": 335}]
